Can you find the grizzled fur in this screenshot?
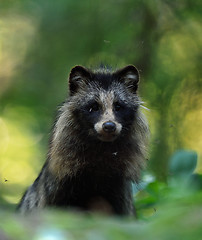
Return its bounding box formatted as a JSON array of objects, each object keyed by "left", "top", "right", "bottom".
[{"left": 17, "top": 65, "right": 149, "bottom": 215}]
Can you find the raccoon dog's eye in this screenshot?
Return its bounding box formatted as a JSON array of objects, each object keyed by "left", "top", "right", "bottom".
[
  {"left": 114, "top": 102, "right": 122, "bottom": 111},
  {"left": 89, "top": 102, "right": 100, "bottom": 112}
]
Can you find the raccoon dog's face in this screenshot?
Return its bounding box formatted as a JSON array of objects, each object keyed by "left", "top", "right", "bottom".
[{"left": 68, "top": 65, "right": 140, "bottom": 142}]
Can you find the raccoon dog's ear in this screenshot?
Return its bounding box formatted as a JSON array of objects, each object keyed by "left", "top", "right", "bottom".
[
  {"left": 114, "top": 65, "right": 140, "bottom": 93},
  {"left": 69, "top": 66, "right": 92, "bottom": 95}
]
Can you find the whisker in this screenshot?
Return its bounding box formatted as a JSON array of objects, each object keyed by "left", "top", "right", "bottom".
[{"left": 140, "top": 105, "right": 150, "bottom": 111}]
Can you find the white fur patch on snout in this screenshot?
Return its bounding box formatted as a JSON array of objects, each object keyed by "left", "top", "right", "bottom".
[
  {"left": 94, "top": 91, "right": 122, "bottom": 142},
  {"left": 94, "top": 118, "right": 122, "bottom": 142}
]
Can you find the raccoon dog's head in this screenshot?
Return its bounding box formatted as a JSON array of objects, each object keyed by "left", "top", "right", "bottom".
[{"left": 68, "top": 65, "right": 141, "bottom": 142}]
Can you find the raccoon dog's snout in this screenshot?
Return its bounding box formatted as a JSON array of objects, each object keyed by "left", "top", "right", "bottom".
[
  {"left": 94, "top": 118, "right": 122, "bottom": 142},
  {"left": 102, "top": 121, "right": 116, "bottom": 133}
]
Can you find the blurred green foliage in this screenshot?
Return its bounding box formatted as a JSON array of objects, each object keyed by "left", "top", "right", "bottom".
[
  {"left": 0, "top": 0, "right": 202, "bottom": 239},
  {"left": 1, "top": 150, "right": 202, "bottom": 239}
]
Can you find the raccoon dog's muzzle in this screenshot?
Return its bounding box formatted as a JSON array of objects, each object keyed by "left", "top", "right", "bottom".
[
  {"left": 94, "top": 115, "right": 122, "bottom": 142},
  {"left": 102, "top": 121, "right": 116, "bottom": 133}
]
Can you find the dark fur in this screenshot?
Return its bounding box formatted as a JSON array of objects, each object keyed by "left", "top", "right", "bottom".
[{"left": 17, "top": 65, "right": 149, "bottom": 215}]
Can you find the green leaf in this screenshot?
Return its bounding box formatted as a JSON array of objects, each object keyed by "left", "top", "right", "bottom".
[
  {"left": 189, "top": 174, "right": 202, "bottom": 190},
  {"left": 169, "top": 150, "right": 197, "bottom": 177}
]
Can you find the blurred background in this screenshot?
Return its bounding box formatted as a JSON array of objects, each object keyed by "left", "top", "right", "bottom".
[{"left": 0, "top": 0, "right": 202, "bottom": 207}]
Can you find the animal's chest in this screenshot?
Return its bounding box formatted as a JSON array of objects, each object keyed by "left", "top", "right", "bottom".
[{"left": 52, "top": 173, "right": 122, "bottom": 211}]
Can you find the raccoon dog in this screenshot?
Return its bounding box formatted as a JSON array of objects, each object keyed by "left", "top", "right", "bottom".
[{"left": 18, "top": 65, "right": 149, "bottom": 215}]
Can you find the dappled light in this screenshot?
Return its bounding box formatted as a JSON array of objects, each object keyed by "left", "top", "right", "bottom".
[
  {"left": 0, "top": 106, "right": 42, "bottom": 203},
  {"left": 0, "top": 15, "right": 38, "bottom": 97}
]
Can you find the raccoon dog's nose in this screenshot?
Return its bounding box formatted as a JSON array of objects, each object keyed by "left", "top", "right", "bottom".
[{"left": 102, "top": 121, "right": 116, "bottom": 133}]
